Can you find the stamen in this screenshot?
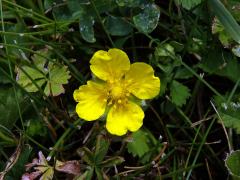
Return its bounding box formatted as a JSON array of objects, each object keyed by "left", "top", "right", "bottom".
[
  {"left": 117, "top": 99, "right": 122, "bottom": 104},
  {"left": 108, "top": 100, "right": 113, "bottom": 105}
]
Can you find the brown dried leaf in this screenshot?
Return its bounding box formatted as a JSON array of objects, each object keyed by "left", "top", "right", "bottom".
[{"left": 55, "top": 160, "right": 80, "bottom": 175}]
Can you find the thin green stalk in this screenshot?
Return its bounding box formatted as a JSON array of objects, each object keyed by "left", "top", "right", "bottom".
[
  {"left": 176, "top": 107, "right": 225, "bottom": 170},
  {"left": 0, "top": 0, "right": 25, "bottom": 132},
  {"left": 3, "top": 0, "right": 53, "bottom": 23},
  {"left": 0, "top": 131, "right": 16, "bottom": 144},
  {"left": 184, "top": 124, "right": 202, "bottom": 176},
  {"left": 180, "top": 61, "right": 224, "bottom": 100},
  {"left": 227, "top": 78, "right": 240, "bottom": 104},
  {"left": 24, "top": 135, "right": 50, "bottom": 152},
  {"left": 48, "top": 119, "right": 82, "bottom": 158},
  {"left": 185, "top": 118, "right": 216, "bottom": 180}
]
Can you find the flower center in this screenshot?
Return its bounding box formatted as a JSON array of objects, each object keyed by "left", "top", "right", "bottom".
[
  {"left": 106, "top": 80, "right": 130, "bottom": 106},
  {"left": 111, "top": 85, "right": 123, "bottom": 99}
]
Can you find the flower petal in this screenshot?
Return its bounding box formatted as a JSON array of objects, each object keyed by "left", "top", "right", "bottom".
[
  {"left": 73, "top": 81, "right": 107, "bottom": 121},
  {"left": 125, "top": 62, "right": 160, "bottom": 99},
  {"left": 106, "top": 102, "right": 144, "bottom": 136},
  {"left": 90, "top": 48, "right": 130, "bottom": 81}
]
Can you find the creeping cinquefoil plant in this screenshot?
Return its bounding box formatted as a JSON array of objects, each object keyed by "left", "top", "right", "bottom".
[{"left": 73, "top": 49, "right": 160, "bottom": 135}]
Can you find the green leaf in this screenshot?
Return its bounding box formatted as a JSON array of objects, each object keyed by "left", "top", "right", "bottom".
[
  {"left": 115, "top": 0, "right": 148, "bottom": 7},
  {"left": 52, "top": 1, "right": 72, "bottom": 20},
  {"left": 174, "top": 68, "right": 194, "bottom": 79},
  {"left": 95, "top": 167, "right": 104, "bottom": 180},
  {"left": 79, "top": 13, "right": 96, "bottom": 43},
  {"left": 44, "top": 64, "right": 71, "bottom": 96},
  {"left": 105, "top": 16, "right": 132, "bottom": 36},
  {"left": 170, "top": 80, "right": 191, "bottom": 107},
  {"left": 199, "top": 49, "right": 240, "bottom": 82},
  {"left": 76, "top": 168, "right": 94, "bottom": 180},
  {"left": 67, "top": 0, "right": 89, "bottom": 14},
  {"left": 0, "top": 62, "right": 12, "bottom": 84},
  {"left": 175, "top": 0, "right": 203, "bottom": 10},
  {"left": 26, "top": 118, "right": 48, "bottom": 137},
  {"left": 127, "top": 130, "right": 150, "bottom": 158},
  {"left": 155, "top": 43, "right": 175, "bottom": 57},
  {"left": 220, "top": 113, "right": 240, "bottom": 134},
  {"left": 17, "top": 49, "right": 71, "bottom": 96},
  {"left": 133, "top": 3, "right": 160, "bottom": 33},
  {"left": 44, "top": 0, "right": 54, "bottom": 10},
  {"left": 94, "top": 135, "right": 110, "bottom": 164},
  {"left": 225, "top": 150, "right": 240, "bottom": 179},
  {"left": 0, "top": 87, "right": 28, "bottom": 129},
  {"left": 209, "top": 0, "right": 240, "bottom": 44}
]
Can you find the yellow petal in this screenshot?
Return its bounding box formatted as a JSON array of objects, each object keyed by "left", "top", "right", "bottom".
[
  {"left": 73, "top": 81, "right": 107, "bottom": 121},
  {"left": 125, "top": 62, "right": 160, "bottom": 99},
  {"left": 106, "top": 102, "right": 144, "bottom": 136},
  {"left": 90, "top": 48, "right": 130, "bottom": 81}
]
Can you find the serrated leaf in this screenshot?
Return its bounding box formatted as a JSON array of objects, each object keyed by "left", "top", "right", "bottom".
[
  {"left": 44, "top": 64, "right": 71, "bottom": 96},
  {"left": 225, "top": 150, "right": 240, "bottom": 179},
  {"left": 175, "top": 0, "right": 203, "bottom": 10},
  {"left": 26, "top": 118, "right": 48, "bottom": 137},
  {"left": 105, "top": 16, "right": 132, "bottom": 36},
  {"left": 133, "top": 3, "right": 160, "bottom": 33},
  {"left": 170, "top": 80, "right": 190, "bottom": 107},
  {"left": 17, "top": 49, "right": 71, "bottom": 96},
  {"left": 127, "top": 130, "right": 150, "bottom": 158}
]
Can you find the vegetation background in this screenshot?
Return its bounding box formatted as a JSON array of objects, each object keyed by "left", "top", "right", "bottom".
[{"left": 0, "top": 0, "right": 240, "bottom": 179}]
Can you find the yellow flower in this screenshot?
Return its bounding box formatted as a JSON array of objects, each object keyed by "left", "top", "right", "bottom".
[{"left": 73, "top": 48, "right": 160, "bottom": 136}]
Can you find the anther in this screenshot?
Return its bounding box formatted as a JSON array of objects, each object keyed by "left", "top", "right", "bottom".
[{"left": 117, "top": 99, "right": 122, "bottom": 104}]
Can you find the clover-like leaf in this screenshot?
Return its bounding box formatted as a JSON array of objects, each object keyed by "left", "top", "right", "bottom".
[
  {"left": 133, "top": 3, "right": 160, "bottom": 33},
  {"left": 79, "top": 12, "right": 96, "bottom": 43}
]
